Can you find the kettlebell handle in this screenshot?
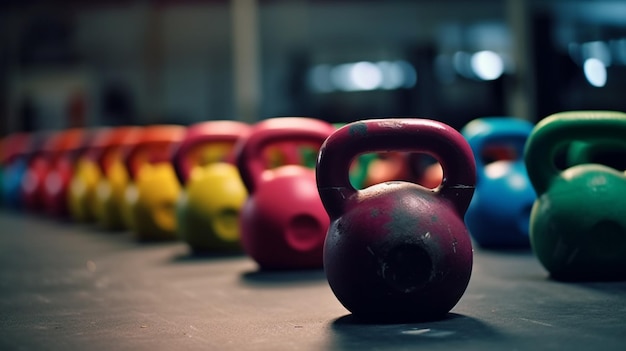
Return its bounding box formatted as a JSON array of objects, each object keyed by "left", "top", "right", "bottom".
[
  {"left": 524, "top": 111, "right": 626, "bottom": 195},
  {"left": 124, "top": 141, "right": 178, "bottom": 180},
  {"left": 235, "top": 117, "right": 336, "bottom": 194},
  {"left": 172, "top": 121, "right": 251, "bottom": 184},
  {"left": 316, "top": 118, "right": 477, "bottom": 219},
  {"left": 463, "top": 117, "right": 533, "bottom": 171}
]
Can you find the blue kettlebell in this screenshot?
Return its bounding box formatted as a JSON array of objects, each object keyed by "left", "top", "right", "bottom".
[
  {"left": 1, "top": 133, "right": 33, "bottom": 209},
  {"left": 462, "top": 117, "right": 536, "bottom": 248}
]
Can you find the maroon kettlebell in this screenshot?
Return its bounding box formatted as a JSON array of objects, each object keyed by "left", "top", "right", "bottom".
[
  {"left": 235, "top": 117, "right": 336, "bottom": 270},
  {"left": 316, "top": 118, "right": 476, "bottom": 322}
]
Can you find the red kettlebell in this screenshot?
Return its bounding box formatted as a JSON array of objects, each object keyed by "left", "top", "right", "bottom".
[
  {"left": 21, "top": 131, "right": 55, "bottom": 212},
  {"left": 43, "top": 128, "right": 87, "bottom": 218},
  {"left": 235, "top": 117, "right": 336, "bottom": 270},
  {"left": 316, "top": 118, "right": 476, "bottom": 322}
]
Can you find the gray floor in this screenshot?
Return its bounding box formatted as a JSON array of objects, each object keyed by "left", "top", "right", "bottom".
[{"left": 1, "top": 211, "right": 625, "bottom": 351}]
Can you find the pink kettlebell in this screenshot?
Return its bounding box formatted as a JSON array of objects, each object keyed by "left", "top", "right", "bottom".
[{"left": 235, "top": 117, "right": 336, "bottom": 270}]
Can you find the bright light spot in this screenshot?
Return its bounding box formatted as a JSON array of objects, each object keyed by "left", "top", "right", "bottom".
[
  {"left": 485, "top": 162, "right": 511, "bottom": 179},
  {"left": 349, "top": 61, "right": 383, "bottom": 91},
  {"left": 401, "top": 328, "right": 456, "bottom": 337},
  {"left": 583, "top": 58, "right": 607, "bottom": 87},
  {"left": 471, "top": 50, "right": 504, "bottom": 81},
  {"left": 311, "top": 60, "right": 417, "bottom": 93}
]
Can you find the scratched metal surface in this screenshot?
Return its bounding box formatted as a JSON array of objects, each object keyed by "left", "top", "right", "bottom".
[{"left": 0, "top": 211, "right": 625, "bottom": 351}]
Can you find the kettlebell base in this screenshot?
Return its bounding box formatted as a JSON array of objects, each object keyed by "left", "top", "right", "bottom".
[{"left": 346, "top": 308, "right": 451, "bottom": 324}]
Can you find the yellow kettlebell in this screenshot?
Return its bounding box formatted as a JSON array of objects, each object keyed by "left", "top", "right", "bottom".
[
  {"left": 123, "top": 125, "right": 185, "bottom": 241},
  {"left": 68, "top": 128, "right": 111, "bottom": 223},
  {"left": 93, "top": 127, "right": 142, "bottom": 230},
  {"left": 173, "top": 121, "right": 251, "bottom": 253}
]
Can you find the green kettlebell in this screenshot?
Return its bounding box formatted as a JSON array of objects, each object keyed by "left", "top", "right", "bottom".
[
  {"left": 525, "top": 110, "right": 626, "bottom": 281},
  {"left": 567, "top": 140, "right": 626, "bottom": 171}
]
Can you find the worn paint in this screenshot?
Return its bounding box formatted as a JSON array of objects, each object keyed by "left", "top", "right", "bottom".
[
  {"left": 383, "top": 203, "right": 420, "bottom": 236},
  {"left": 348, "top": 122, "right": 368, "bottom": 137}
]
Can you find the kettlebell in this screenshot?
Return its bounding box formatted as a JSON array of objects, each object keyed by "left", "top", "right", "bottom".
[
  {"left": 1, "top": 133, "right": 32, "bottom": 209},
  {"left": 42, "top": 128, "right": 87, "bottom": 218},
  {"left": 92, "top": 127, "right": 142, "bottom": 230},
  {"left": 235, "top": 117, "right": 335, "bottom": 270},
  {"left": 363, "top": 152, "right": 410, "bottom": 187},
  {"left": 462, "top": 117, "right": 536, "bottom": 249},
  {"left": 525, "top": 110, "right": 626, "bottom": 281},
  {"left": 173, "top": 120, "right": 251, "bottom": 253},
  {"left": 68, "top": 128, "right": 111, "bottom": 222},
  {"left": 567, "top": 140, "right": 626, "bottom": 171},
  {"left": 316, "top": 118, "right": 476, "bottom": 322},
  {"left": 366, "top": 152, "right": 444, "bottom": 190},
  {"left": 123, "top": 125, "right": 185, "bottom": 241},
  {"left": 21, "top": 131, "right": 59, "bottom": 213}
]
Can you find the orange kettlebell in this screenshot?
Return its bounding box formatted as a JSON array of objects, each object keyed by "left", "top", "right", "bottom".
[{"left": 37, "top": 128, "right": 86, "bottom": 218}]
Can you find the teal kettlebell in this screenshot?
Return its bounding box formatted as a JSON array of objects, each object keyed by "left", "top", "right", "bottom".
[
  {"left": 525, "top": 110, "right": 626, "bottom": 281},
  {"left": 462, "top": 117, "right": 536, "bottom": 249}
]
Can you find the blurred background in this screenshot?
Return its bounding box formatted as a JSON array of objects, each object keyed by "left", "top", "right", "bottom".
[{"left": 1, "top": 0, "right": 625, "bottom": 135}]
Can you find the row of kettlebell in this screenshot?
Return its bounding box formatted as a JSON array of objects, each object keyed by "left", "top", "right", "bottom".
[
  {"left": 2, "top": 111, "right": 625, "bottom": 323},
  {"left": 0, "top": 120, "right": 372, "bottom": 269},
  {"left": 2, "top": 112, "right": 624, "bottom": 278},
  {"left": 1, "top": 128, "right": 91, "bottom": 217}
]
